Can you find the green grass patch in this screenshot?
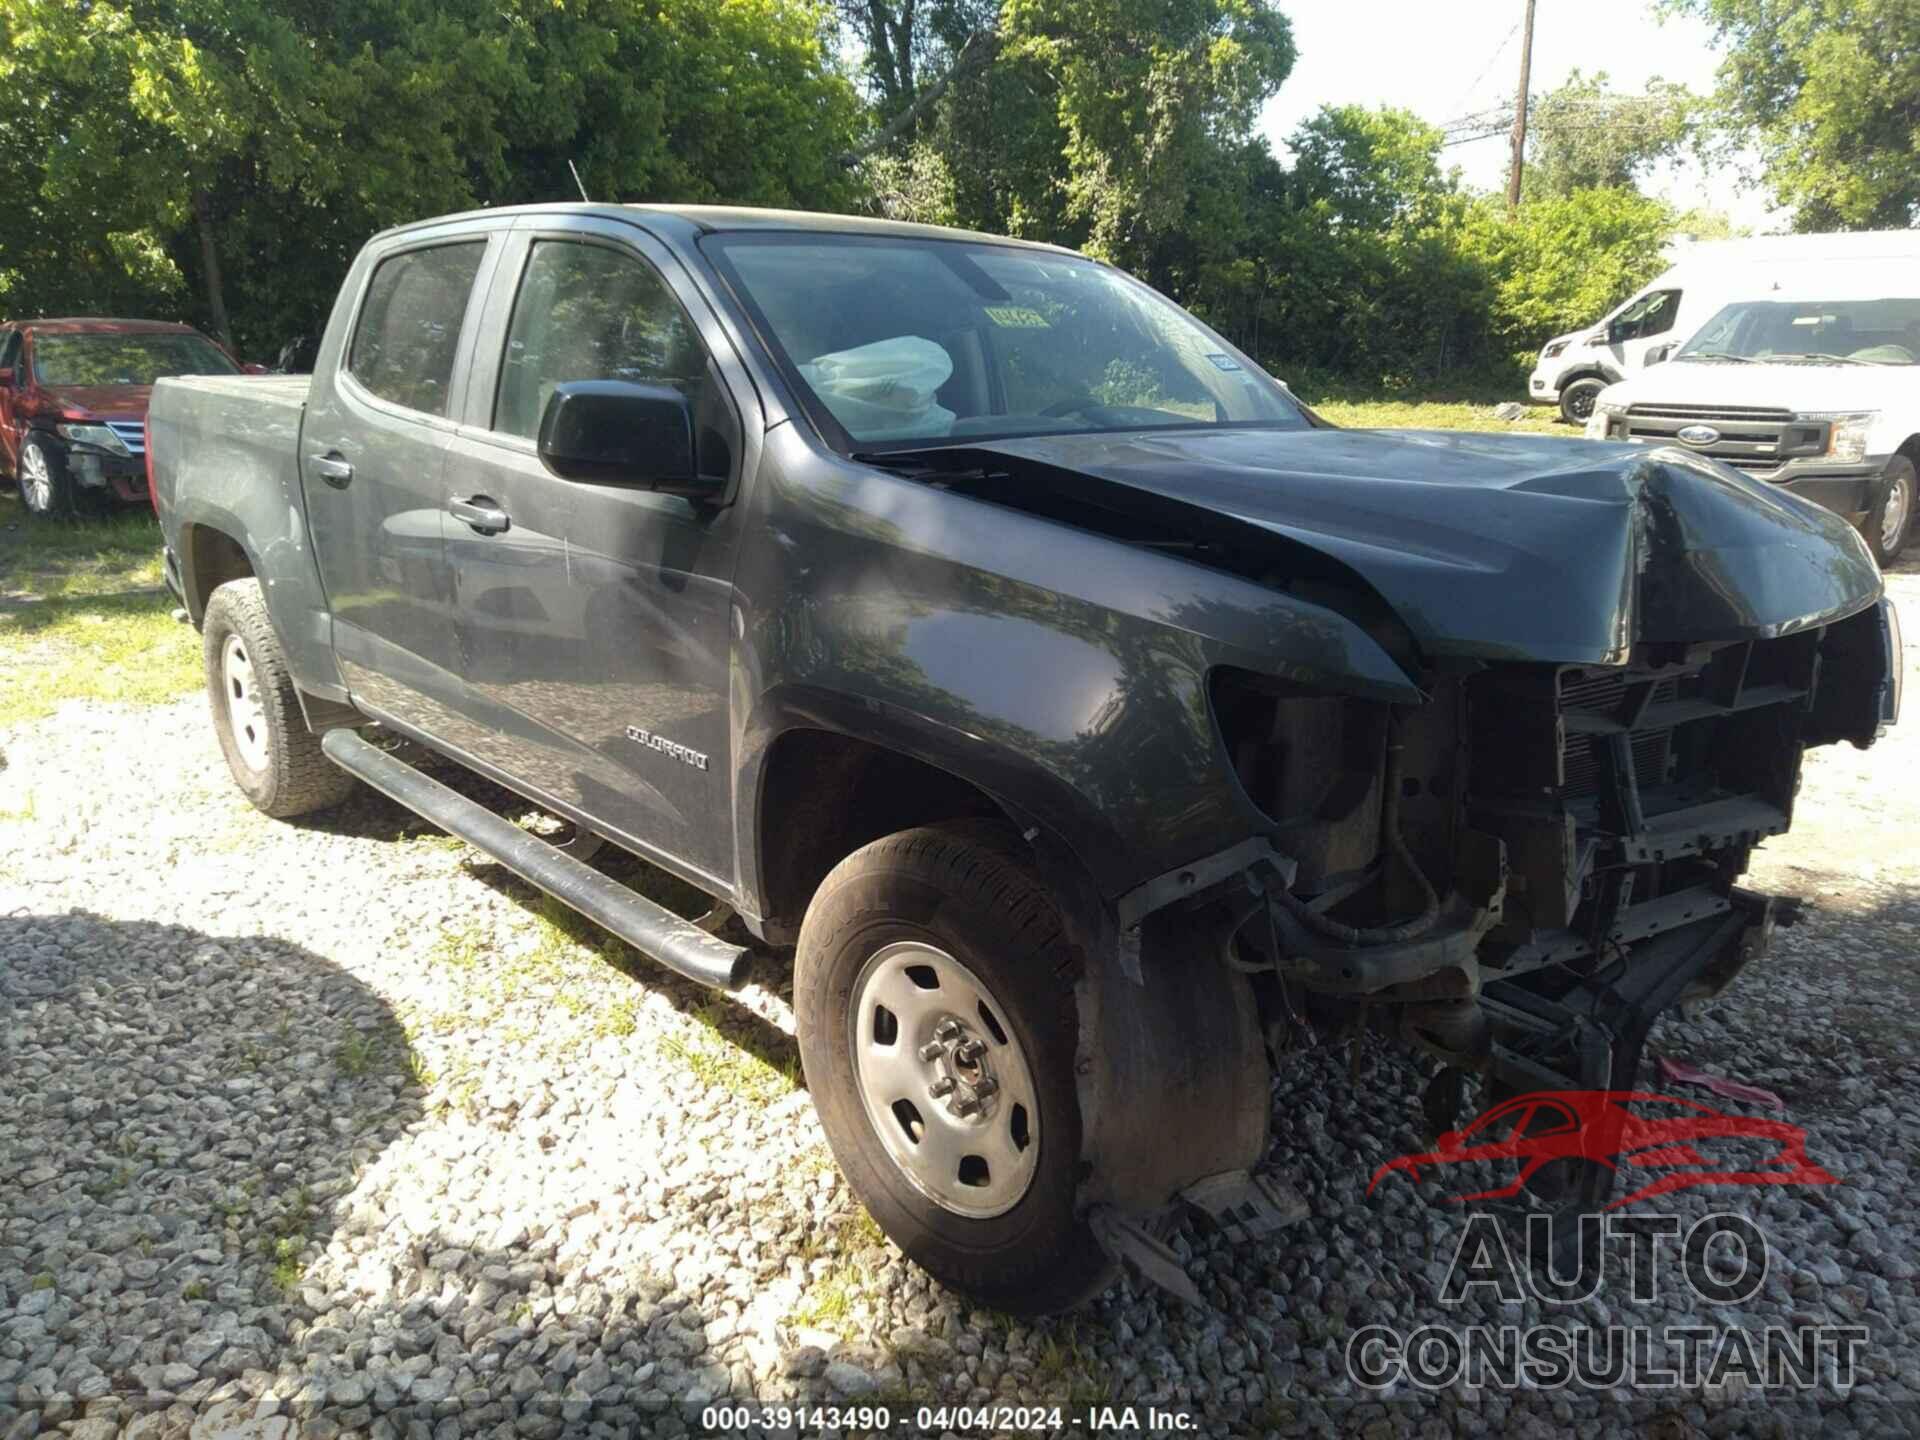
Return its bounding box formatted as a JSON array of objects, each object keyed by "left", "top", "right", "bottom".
[
  {"left": 0, "top": 501, "right": 196, "bottom": 725},
  {"left": 657, "top": 999, "right": 800, "bottom": 1103},
  {"left": 1310, "top": 398, "right": 1568, "bottom": 435}
]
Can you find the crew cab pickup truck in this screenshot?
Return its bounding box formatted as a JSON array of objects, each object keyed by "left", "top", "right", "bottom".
[
  {"left": 1589, "top": 276, "right": 1920, "bottom": 565},
  {"left": 151, "top": 205, "right": 1902, "bottom": 1311}
]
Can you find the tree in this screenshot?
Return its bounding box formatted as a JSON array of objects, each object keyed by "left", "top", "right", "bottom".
[
  {"left": 0, "top": 0, "right": 861, "bottom": 352},
  {"left": 1525, "top": 70, "right": 1695, "bottom": 198},
  {"left": 1670, "top": 0, "right": 1920, "bottom": 229},
  {"left": 1288, "top": 105, "right": 1455, "bottom": 229}
]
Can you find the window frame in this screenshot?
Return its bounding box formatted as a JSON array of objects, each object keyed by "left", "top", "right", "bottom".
[
  {"left": 486, "top": 233, "right": 714, "bottom": 443},
  {"left": 338, "top": 235, "right": 496, "bottom": 427}
]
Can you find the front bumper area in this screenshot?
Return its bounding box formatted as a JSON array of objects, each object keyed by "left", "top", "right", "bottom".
[
  {"left": 66, "top": 445, "right": 148, "bottom": 504},
  {"left": 1527, "top": 366, "right": 1561, "bottom": 405}
]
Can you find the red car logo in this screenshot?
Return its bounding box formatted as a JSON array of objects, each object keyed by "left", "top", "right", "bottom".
[{"left": 1369, "top": 1090, "right": 1837, "bottom": 1209}]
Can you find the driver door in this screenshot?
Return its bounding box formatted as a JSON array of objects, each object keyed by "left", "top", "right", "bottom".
[{"left": 0, "top": 329, "right": 23, "bottom": 478}]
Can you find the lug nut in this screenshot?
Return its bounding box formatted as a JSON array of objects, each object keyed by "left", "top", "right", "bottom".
[
  {"left": 929, "top": 1076, "right": 956, "bottom": 1098},
  {"left": 956, "top": 1039, "right": 987, "bottom": 1064},
  {"left": 918, "top": 1041, "right": 945, "bottom": 1061},
  {"left": 952, "top": 1094, "right": 981, "bottom": 1118},
  {"left": 933, "top": 1019, "right": 961, "bottom": 1042},
  {"left": 973, "top": 1076, "right": 998, "bottom": 1099}
]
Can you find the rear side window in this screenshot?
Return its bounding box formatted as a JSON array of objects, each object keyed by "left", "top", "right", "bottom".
[
  {"left": 493, "top": 240, "right": 708, "bottom": 439},
  {"left": 0, "top": 330, "right": 19, "bottom": 374},
  {"left": 348, "top": 242, "right": 486, "bottom": 417}
]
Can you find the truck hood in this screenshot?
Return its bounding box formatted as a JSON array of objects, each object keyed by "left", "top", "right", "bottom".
[
  {"left": 1604, "top": 359, "right": 1916, "bottom": 414},
  {"left": 32, "top": 383, "right": 153, "bottom": 421},
  {"left": 943, "top": 427, "right": 1882, "bottom": 666}
]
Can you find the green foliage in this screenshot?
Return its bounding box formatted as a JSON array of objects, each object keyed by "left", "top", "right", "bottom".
[
  {"left": 1674, "top": 0, "right": 1920, "bottom": 230},
  {"left": 0, "top": 0, "right": 861, "bottom": 353},
  {"left": 1525, "top": 71, "right": 1696, "bottom": 198},
  {"left": 1462, "top": 185, "right": 1678, "bottom": 363}
]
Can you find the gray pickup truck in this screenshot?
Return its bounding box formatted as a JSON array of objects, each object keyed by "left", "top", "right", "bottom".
[{"left": 151, "top": 204, "right": 1902, "bottom": 1312}]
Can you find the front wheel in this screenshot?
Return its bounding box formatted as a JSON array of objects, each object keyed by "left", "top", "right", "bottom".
[
  {"left": 17, "top": 436, "right": 74, "bottom": 517},
  {"left": 795, "top": 822, "right": 1115, "bottom": 1313},
  {"left": 1867, "top": 455, "right": 1915, "bottom": 566},
  {"left": 203, "top": 578, "right": 359, "bottom": 818},
  {"left": 1559, "top": 377, "right": 1607, "bottom": 426}
]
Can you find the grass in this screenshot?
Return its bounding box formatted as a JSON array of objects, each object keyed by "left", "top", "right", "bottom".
[
  {"left": 1310, "top": 397, "right": 1569, "bottom": 435},
  {"left": 657, "top": 999, "right": 800, "bottom": 1104},
  {"left": 0, "top": 499, "right": 197, "bottom": 726}
]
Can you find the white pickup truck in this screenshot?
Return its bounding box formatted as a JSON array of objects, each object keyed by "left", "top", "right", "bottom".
[{"left": 1588, "top": 280, "right": 1918, "bottom": 565}]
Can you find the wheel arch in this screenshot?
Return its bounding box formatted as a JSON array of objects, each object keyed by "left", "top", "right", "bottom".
[
  {"left": 744, "top": 717, "right": 1117, "bottom": 953},
  {"left": 179, "top": 520, "right": 257, "bottom": 623}
]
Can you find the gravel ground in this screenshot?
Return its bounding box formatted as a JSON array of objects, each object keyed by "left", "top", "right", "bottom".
[{"left": 1, "top": 567, "right": 1916, "bottom": 1439}]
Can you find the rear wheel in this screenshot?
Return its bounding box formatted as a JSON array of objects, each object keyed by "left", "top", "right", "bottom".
[
  {"left": 795, "top": 822, "right": 1115, "bottom": 1313},
  {"left": 1559, "top": 377, "right": 1607, "bottom": 426},
  {"left": 1867, "top": 455, "right": 1914, "bottom": 566},
  {"left": 203, "top": 578, "right": 359, "bottom": 818}
]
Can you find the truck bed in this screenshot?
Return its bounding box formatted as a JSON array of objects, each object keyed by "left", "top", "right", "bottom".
[{"left": 149, "top": 373, "right": 311, "bottom": 520}]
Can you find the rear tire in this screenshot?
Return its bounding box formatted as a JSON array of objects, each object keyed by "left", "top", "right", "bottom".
[
  {"left": 1867, "top": 455, "right": 1914, "bottom": 566},
  {"left": 795, "top": 821, "right": 1115, "bottom": 1314},
  {"left": 1559, "top": 377, "right": 1607, "bottom": 426},
  {"left": 203, "top": 578, "right": 359, "bottom": 818}
]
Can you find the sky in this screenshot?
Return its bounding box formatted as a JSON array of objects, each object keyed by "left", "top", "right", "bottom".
[{"left": 1257, "top": 0, "right": 1784, "bottom": 233}]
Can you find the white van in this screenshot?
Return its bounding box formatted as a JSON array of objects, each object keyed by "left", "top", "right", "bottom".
[
  {"left": 1587, "top": 266, "right": 1920, "bottom": 564},
  {"left": 1528, "top": 231, "right": 1920, "bottom": 425}
]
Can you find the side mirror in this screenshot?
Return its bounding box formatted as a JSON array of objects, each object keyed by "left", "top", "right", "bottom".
[
  {"left": 537, "top": 380, "right": 714, "bottom": 497},
  {"left": 1644, "top": 344, "right": 1674, "bottom": 367},
  {"left": 1605, "top": 322, "right": 1626, "bottom": 346}
]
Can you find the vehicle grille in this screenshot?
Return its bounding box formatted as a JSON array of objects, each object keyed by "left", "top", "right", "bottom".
[
  {"left": 106, "top": 420, "right": 146, "bottom": 455},
  {"left": 1622, "top": 404, "right": 1824, "bottom": 475}
]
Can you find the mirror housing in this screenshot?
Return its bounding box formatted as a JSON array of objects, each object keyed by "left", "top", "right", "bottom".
[
  {"left": 1644, "top": 343, "right": 1674, "bottom": 367},
  {"left": 537, "top": 381, "right": 715, "bottom": 497}
]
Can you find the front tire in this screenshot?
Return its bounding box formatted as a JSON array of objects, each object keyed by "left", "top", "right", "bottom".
[
  {"left": 795, "top": 822, "right": 1115, "bottom": 1314},
  {"left": 17, "top": 436, "right": 73, "bottom": 517},
  {"left": 203, "top": 579, "right": 359, "bottom": 818},
  {"left": 1559, "top": 377, "right": 1606, "bottom": 426},
  {"left": 1867, "top": 455, "right": 1915, "bottom": 566}
]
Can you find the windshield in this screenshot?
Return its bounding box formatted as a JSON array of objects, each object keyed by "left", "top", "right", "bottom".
[
  {"left": 31, "top": 331, "right": 239, "bottom": 386},
  {"left": 1677, "top": 297, "right": 1920, "bottom": 366},
  {"left": 706, "top": 234, "right": 1307, "bottom": 450}
]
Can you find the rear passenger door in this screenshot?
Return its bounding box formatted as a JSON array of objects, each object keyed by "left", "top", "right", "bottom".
[
  {"left": 301, "top": 227, "right": 502, "bottom": 738},
  {"left": 437, "top": 218, "right": 751, "bottom": 886}
]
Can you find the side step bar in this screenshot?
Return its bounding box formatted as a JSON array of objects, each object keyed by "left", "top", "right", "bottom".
[{"left": 322, "top": 729, "right": 751, "bottom": 991}]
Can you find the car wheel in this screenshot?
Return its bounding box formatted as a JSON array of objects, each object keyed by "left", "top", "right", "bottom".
[
  {"left": 795, "top": 821, "right": 1115, "bottom": 1314},
  {"left": 1558, "top": 377, "right": 1606, "bottom": 426},
  {"left": 1868, "top": 455, "right": 1915, "bottom": 566},
  {"left": 17, "top": 436, "right": 73, "bottom": 517},
  {"left": 203, "top": 578, "right": 360, "bottom": 818}
]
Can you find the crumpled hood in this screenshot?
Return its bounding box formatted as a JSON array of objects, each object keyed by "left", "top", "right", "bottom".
[
  {"left": 959, "top": 427, "right": 1883, "bottom": 666},
  {"left": 1605, "top": 359, "right": 1914, "bottom": 414}
]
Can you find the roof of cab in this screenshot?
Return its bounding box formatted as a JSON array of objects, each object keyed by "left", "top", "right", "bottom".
[{"left": 376, "top": 202, "right": 1081, "bottom": 255}]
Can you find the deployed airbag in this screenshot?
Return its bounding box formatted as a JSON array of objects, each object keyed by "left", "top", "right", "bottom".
[{"left": 799, "top": 337, "right": 955, "bottom": 441}]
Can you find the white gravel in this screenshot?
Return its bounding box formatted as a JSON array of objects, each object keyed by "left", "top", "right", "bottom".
[{"left": 1, "top": 567, "right": 1916, "bottom": 1439}]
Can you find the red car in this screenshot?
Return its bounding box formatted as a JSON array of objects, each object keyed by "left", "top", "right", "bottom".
[
  {"left": 1369, "top": 1090, "right": 1837, "bottom": 1209},
  {"left": 0, "top": 318, "right": 243, "bottom": 515}
]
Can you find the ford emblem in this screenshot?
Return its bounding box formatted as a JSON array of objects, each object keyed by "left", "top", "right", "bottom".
[{"left": 1676, "top": 424, "right": 1721, "bottom": 446}]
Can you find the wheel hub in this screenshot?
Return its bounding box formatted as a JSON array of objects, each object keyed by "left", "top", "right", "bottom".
[
  {"left": 849, "top": 941, "right": 1040, "bottom": 1219},
  {"left": 221, "top": 634, "right": 271, "bottom": 773}
]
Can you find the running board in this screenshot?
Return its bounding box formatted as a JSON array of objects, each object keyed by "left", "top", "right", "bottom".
[{"left": 321, "top": 728, "right": 751, "bottom": 991}]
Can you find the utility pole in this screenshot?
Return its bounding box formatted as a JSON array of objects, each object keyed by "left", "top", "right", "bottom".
[{"left": 1506, "top": 0, "right": 1537, "bottom": 210}]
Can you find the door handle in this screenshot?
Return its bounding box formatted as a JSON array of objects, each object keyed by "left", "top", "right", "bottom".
[
  {"left": 448, "top": 495, "right": 511, "bottom": 535},
  {"left": 310, "top": 453, "right": 354, "bottom": 489}
]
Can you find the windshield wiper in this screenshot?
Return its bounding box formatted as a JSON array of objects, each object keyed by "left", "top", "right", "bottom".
[
  {"left": 1775, "top": 352, "right": 1879, "bottom": 365},
  {"left": 1678, "top": 351, "right": 1756, "bottom": 363}
]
